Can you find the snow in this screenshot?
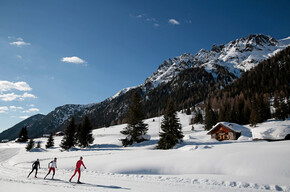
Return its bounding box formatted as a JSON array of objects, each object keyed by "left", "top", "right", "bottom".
[
  {"left": 142, "top": 35, "right": 290, "bottom": 90},
  {"left": 250, "top": 118, "right": 290, "bottom": 140},
  {"left": 0, "top": 113, "right": 290, "bottom": 191},
  {"left": 110, "top": 86, "right": 137, "bottom": 100}
]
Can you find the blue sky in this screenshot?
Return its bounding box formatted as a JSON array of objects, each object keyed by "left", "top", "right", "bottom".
[{"left": 0, "top": 0, "right": 290, "bottom": 132}]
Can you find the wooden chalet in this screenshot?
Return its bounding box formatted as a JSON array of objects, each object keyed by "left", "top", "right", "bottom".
[{"left": 207, "top": 122, "right": 247, "bottom": 141}]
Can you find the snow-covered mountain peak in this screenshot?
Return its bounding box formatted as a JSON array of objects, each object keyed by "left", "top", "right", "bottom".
[{"left": 143, "top": 34, "right": 290, "bottom": 90}]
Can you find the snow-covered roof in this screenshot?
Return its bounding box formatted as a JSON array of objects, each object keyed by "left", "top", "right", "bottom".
[{"left": 207, "top": 122, "right": 252, "bottom": 138}]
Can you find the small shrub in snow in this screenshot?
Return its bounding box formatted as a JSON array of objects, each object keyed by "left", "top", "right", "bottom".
[{"left": 26, "top": 138, "right": 35, "bottom": 151}]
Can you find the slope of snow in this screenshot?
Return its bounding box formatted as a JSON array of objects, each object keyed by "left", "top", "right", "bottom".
[
  {"left": 250, "top": 118, "right": 290, "bottom": 140},
  {"left": 0, "top": 113, "right": 290, "bottom": 192},
  {"left": 110, "top": 86, "right": 137, "bottom": 100}
]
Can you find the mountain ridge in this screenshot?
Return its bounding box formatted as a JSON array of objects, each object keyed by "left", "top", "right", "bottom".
[{"left": 1, "top": 34, "right": 289, "bottom": 140}]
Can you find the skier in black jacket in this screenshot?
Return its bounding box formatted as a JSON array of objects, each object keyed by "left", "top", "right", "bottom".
[{"left": 27, "top": 159, "right": 40, "bottom": 178}]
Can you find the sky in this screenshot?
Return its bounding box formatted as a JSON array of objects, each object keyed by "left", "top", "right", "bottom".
[{"left": 0, "top": 0, "right": 290, "bottom": 132}]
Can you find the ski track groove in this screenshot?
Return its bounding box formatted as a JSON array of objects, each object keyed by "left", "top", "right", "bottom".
[{"left": 0, "top": 147, "right": 289, "bottom": 192}]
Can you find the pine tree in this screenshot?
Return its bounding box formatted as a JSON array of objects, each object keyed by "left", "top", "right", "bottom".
[
  {"left": 279, "top": 96, "right": 288, "bottom": 120},
  {"left": 120, "top": 91, "right": 148, "bottom": 147},
  {"left": 193, "top": 109, "right": 203, "bottom": 124},
  {"left": 185, "top": 106, "right": 191, "bottom": 115},
  {"left": 46, "top": 133, "right": 54, "bottom": 149},
  {"left": 60, "top": 116, "right": 77, "bottom": 150},
  {"left": 157, "top": 98, "right": 184, "bottom": 150},
  {"left": 18, "top": 126, "right": 28, "bottom": 142},
  {"left": 273, "top": 94, "right": 281, "bottom": 119},
  {"left": 204, "top": 102, "right": 217, "bottom": 131},
  {"left": 26, "top": 138, "right": 35, "bottom": 151},
  {"left": 78, "top": 116, "right": 94, "bottom": 148},
  {"left": 249, "top": 100, "right": 259, "bottom": 127},
  {"left": 261, "top": 94, "right": 271, "bottom": 121},
  {"left": 36, "top": 141, "right": 41, "bottom": 148}
]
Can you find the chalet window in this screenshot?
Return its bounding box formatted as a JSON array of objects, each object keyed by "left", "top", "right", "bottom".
[
  {"left": 224, "top": 135, "right": 230, "bottom": 140},
  {"left": 217, "top": 135, "right": 223, "bottom": 141}
]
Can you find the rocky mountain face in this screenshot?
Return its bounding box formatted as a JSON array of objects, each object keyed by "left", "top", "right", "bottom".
[
  {"left": 1, "top": 34, "right": 289, "bottom": 140},
  {"left": 143, "top": 34, "right": 288, "bottom": 91}
]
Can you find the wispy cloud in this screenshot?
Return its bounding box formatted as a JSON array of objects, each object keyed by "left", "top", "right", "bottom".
[
  {"left": 22, "top": 108, "right": 40, "bottom": 113},
  {"left": 9, "top": 37, "right": 31, "bottom": 47},
  {"left": 185, "top": 19, "right": 192, "bottom": 24},
  {"left": 0, "top": 92, "right": 37, "bottom": 101},
  {"left": 16, "top": 55, "right": 23, "bottom": 59},
  {"left": 0, "top": 81, "right": 32, "bottom": 92},
  {"left": 61, "top": 56, "right": 87, "bottom": 66},
  {"left": 131, "top": 13, "right": 160, "bottom": 27},
  {"left": 136, "top": 14, "right": 144, "bottom": 18},
  {"left": 0, "top": 106, "right": 9, "bottom": 113},
  {"left": 10, "top": 106, "right": 24, "bottom": 111},
  {"left": 169, "top": 19, "right": 180, "bottom": 25},
  {"left": 0, "top": 81, "right": 36, "bottom": 101},
  {"left": 19, "top": 116, "right": 29, "bottom": 119},
  {"left": 0, "top": 106, "right": 24, "bottom": 113}
]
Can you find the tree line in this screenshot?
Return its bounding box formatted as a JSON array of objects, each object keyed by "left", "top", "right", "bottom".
[{"left": 204, "top": 46, "right": 290, "bottom": 130}]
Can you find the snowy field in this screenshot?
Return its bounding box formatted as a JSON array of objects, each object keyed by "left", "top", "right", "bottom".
[{"left": 0, "top": 113, "right": 290, "bottom": 192}]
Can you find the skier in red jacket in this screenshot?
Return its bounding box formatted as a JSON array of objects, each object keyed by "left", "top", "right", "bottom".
[{"left": 69, "top": 156, "right": 86, "bottom": 183}]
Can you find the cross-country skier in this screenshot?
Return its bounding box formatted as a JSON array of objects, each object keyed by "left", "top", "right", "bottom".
[
  {"left": 69, "top": 156, "right": 86, "bottom": 183},
  {"left": 27, "top": 159, "right": 40, "bottom": 178},
  {"left": 44, "top": 157, "right": 57, "bottom": 179}
]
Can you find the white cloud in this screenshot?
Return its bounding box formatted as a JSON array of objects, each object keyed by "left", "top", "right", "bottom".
[
  {"left": 61, "top": 56, "right": 87, "bottom": 66},
  {"left": 0, "top": 106, "right": 9, "bottom": 110},
  {"left": 186, "top": 19, "right": 192, "bottom": 24},
  {"left": 22, "top": 108, "right": 40, "bottom": 113},
  {"left": 146, "top": 17, "right": 157, "bottom": 22},
  {"left": 169, "top": 19, "right": 180, "bottom": 25},
  {"left": 10, "top": 106, "right": 24, "bottom": 110},
  {"left": 136, "top": 14, "right": 143, "bottom": 18},
  {"left": 10, "top": 37, "right": 31, "bottom": 47},
  {"left": 0, "top": 106, "right": 9, "bottom": 113},
  {"left": 0, "top": 81, "right": 32, "bottom": 92},
  {"left": 0, "top": 92, "right": 37, "bottom": 101},
  {"left": 19, "top": 116, "right": 29, "bottom": 119},
  {"left": 154, "top": 23, "right": 160, "bottom": 27},
  {"left": 16, "top": 55, "right": 22, "bottom": 59}
]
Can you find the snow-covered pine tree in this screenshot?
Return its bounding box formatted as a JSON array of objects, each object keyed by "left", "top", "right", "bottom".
[
  {"left": 26, "top": 138, "right": 35, "bottom": 151},
  {"left": 120, "top": 91, "right": 148, "bottom": 147},
  {"left": 78, "top": 116, "right": 94, "bottom": 148},
  {"left": 157, "top": 98, "right": 183, "bottom": 150},
  {"left": 46, "top": 133, "right": 54, "bottom": 148},
  {"left": 60, "top": 116, "right": 77, "bottom": 150}
]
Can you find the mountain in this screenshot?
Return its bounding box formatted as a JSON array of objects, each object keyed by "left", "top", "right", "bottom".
[
  {"left": 1, "top": 34, "right": 289, "bottom": 140},
  {"left": 0, "top": 114, "right": 45, "bottom": 141},
  {"left": 142, "top": 34, "right": 289, "bottom": 91}
]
